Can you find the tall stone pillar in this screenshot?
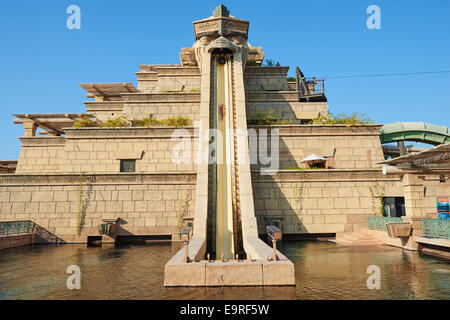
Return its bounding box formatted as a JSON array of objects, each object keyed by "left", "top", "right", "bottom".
[
  {"left": 191, "top": 38, "right": 212, "bottom": 244},
  {"left": 402, "top": 174, "right": 425, "bottom": 218},
  {"left": 401, "top": 174, "right": 425, "bottom": 249}
]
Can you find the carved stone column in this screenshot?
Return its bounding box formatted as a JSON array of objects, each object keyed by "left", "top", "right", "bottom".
[
  {"left": 22, "top": 120, "right": 38, "bottom": 137},
  {"left": 192, "top": 38, "right": 212, "bottom": 243}
]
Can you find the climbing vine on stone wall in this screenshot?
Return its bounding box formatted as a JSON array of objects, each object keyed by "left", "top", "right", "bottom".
[
  {"left": 71, "top": 173, "right": 93, "bottom": 236},
  {"left": 295, "top": 177, "right": 305, "bottom": 232},
  {"left": 76, "top": 180, "right": 85, "bottom": 235}
]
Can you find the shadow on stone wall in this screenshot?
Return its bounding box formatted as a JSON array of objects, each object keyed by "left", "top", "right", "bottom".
[
  {"left": 32, "top": 223, "right": 66, "bottom": 244},
  {"left": 251, "top": 134, "right": 306, "bottom": 238}
]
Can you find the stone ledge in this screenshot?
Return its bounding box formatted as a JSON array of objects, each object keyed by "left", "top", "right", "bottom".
[
  {"left": 64, "top": 127, "right": 196, "bottom": 139},
  {"left": 146, "top": 66, "right": 200, "bottom": 76},
  {"left": 0, "top": 172, "right": 197, "bottom": 186},
  {"left": 415, "top": 236, "right": 450, "bottom": 248},
  {"left": 115, "top": 150, "right": 144, "bottom": 160},
  {"left": 252, "top": 169, "right": 400, "bottom": 182},
  {"left": 19, "top": 137, "right": 66, "bottom": 147},
  {"left": 248, "top": 124, "right": 383, "bottom": 136},
  {"left": 84, "top": 101, "right": 124, "bottom": 111},
  {"left": 121, "top": 93, "right": 201, "bottom": 103}
]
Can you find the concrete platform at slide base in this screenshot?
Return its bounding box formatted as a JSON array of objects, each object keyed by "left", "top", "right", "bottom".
[
  {"left": 164, "top": 259, "right": 295, "bottom": 287},
  {"left": 164, "top": 238, "right": 295, "bottom": 287}
]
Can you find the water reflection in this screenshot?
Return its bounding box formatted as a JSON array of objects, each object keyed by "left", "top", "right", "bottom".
[{"left": 0, "top": 241, "right": 448, "bottom": 300}]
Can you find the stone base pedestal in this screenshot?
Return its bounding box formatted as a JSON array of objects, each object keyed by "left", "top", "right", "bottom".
[{"left": 101, "top": 235, "right": 116, "bottom": 244}]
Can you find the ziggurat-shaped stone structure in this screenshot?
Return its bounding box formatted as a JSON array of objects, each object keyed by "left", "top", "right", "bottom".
[{"left": 2, "top": 6, "right": 448, "bottom": 276}]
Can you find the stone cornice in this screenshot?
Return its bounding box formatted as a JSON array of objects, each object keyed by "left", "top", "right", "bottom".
[
  {"left": 84, "top": 101, "right": 124, "bottom": 111},
  {"left": 251, "top": 169, "right": 399, "bottom": 182},
  {"left": 151, "top": 67, "right": 201, "bottom": 77},
  {"left": 193, "top": 16, "right": 249, "bottom": 40},
  {"left": 121, "top": 93, "right": 201, "bottom": 103},
  {"left": 64, "top": 127, "right": 197, "bottom": 139},
  {"left": 0, "top": 170, "right": 410, "bottom": 186},
  {"left": 248, "top": 124, "right": 384, "bottom": 136},
  {"left": 19, "top": 137, "right": 66, "bottom": 147},
  {"left": 0, "top": 172, "right": 197, "bottom": 186}
]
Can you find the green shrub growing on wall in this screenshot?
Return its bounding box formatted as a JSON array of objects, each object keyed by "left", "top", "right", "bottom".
[
  {"left": 162, "top": 115, "right": 193, "bottom": 127},
  {"left": 73, "top": 115, "right": 99, "bottom": 128},
  {"left": 309, "top": 112, "right": 374, "bottom": 125},
  {"left": 73, "top": 115, "right": 193, "bottom": 128},
  {"left": 131, "top": 114, "right": 161, "bottom": 127},
  {"left": 101, "top": 116, "right": 130, "bottom": 128}
]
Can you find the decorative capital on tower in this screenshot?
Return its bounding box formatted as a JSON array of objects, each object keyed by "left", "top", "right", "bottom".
[{"left": 193, "top": 5, "right": 249, "bottom": 41}]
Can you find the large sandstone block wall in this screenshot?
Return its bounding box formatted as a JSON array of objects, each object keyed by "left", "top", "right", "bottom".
[
  {"left": 2, "top": 171, "right": 445, "bottom": 241},
  {"left": 251, "top": 170, "right": 403, "bottom": 235},
  {"left": 135, "top": 65, "right": 294, "bottom": 94},
  {"left": 0, "top": 174, "right": 196, "bottom": 242},
  {"left": 82, "top": 65, "right": 327, "bottom": 125},
  {"left": 246, "top": 101, "right": 328, "bottom": 123},
  {"left": 157, "top": 75, "right": 201, "bottom": 92},
  {"left": 16, "top": 128, "right": 197, "bottom": 174},
  {"left": 84, "top": 102, "right": 124, "bottom": 122},
  {"left": 16, "top": 138, "right": 66, "bottom": 174},
  {"left": 16, "top": 126, "right": 384, "bottom": 174},
  {"left": 87, "top": 92, "right": 327, "bottom": 125},
  {"left": 244, "top": 66, "right": 290, "bottom": 92},
  {"left": 249, "top": 125, "right": 385, "bottom": 170},
  {"left": 136, "top": 66, "right": 201, "bottom": 94},
  {"left": 121, "top": 93, "right": 201, "bottom": 121}
]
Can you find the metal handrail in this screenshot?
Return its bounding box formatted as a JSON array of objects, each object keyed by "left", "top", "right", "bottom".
[
  {"left": 422, "top": 219, "right": 450, "bottom": 240},
  {"left": 0, "top": 220, "right": 33, "bottom": 236},
  {"left": 0, "top": 220, "right": 61, "bottom": 243},
  {"left": 368, "top": 216, "right": 403, "bottom": 231}
]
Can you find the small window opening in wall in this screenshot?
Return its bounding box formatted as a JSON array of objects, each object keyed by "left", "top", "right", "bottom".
[
  {"left": 272, "top": 220, "right": 281, "bottom": 229},
  {"left": 383, "top": 197, "right": 405, "bottom": 217},
  {"left": 120, "top": 159, "right": 136, "bottom": 172}
]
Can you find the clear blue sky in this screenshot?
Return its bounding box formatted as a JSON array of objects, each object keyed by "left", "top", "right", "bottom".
[{"left": 0, "top": 0, "right": 449, "bottom": 160}]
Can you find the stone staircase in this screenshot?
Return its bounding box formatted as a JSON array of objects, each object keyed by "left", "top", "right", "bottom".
[{"left": 332, "top": 229, "right": 387, "bottom": 246}]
